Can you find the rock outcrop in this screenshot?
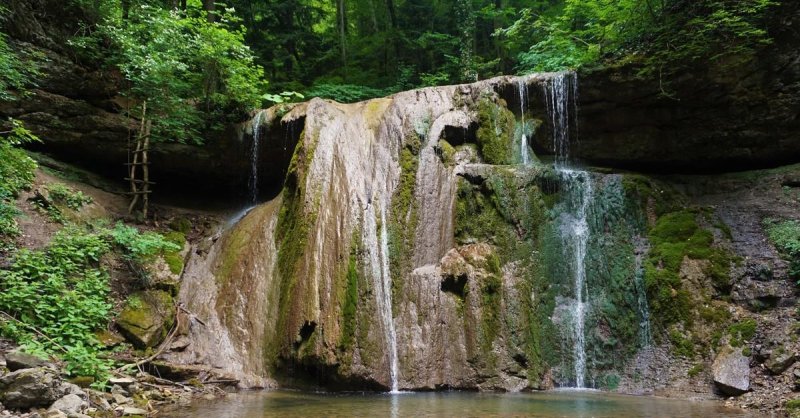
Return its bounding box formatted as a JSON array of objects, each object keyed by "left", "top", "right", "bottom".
[
  {"left": 0, "top": 368, "right": 70, "bottom": 410},
  {"left": 712, "top": 346, "right": 750, "bottom": 396},
  {"left": 574, "top": 1, "right": 800, "bottom": 172},
  {"left": 116, "top": 290, "right": 175, "bottom": 349}
]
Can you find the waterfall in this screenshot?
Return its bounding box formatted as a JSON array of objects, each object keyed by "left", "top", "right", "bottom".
[
  {"left": 544, "top": 72, "right": 577, "bottom": 168},
  {"left": 364, "top": 201, "right": 399, "bottom": 392},
  {"left": 518, "top": 78, "right": 530, "bottom": 165},
  {"left": 558, "top": 169, "right": 593, "bottom": 388},
  {"left": 545, "top": 71, "right": 591, "bottom": 387},
  {"left": 634, "top": 238, "right": 653, "bottom": 347},
  {"left": 249, "top": 110, "right": 266, "bottom": 204}
]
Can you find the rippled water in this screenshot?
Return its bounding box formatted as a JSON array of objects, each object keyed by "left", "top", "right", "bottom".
[{"left": 164, "top": 390, "right": 757, "bottom": 418}]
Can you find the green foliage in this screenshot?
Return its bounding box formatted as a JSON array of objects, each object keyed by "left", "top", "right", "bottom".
[
  {"left": 0, "top": 18, "right": 38, "bottom": 101},
  {"left": 47, "top": 184, "right": 93, "bottom": 210},
  {"left": 305, "top": 83, "right": 389, "bottom": 104},
  {"left": 786, "top": 398, "right": 800, "bottom": 418},
  {"left": 687, "top": 364, "right": 703, "bottom": 377},
  {"left": 108, "top": 223, "right": 181, "bottom": 285},
  {"left": 764, "top": 218, "right": 800, "bottom": 281},
  {"left": 0, "top": 227, "right": 113, "bottom": 384},
  {"left": 0, "top": 119, "right": 39, "bottom": 248},
  {"left": 669, "top": 328, "right": 694, "bottom": 358},
  {"left": 32, "top": 183, "right": 94, "bottom": 224},
  {"left": 501, "top": 0, "right": 776, "bottom": 77},
  {"left": 72, "top": 2, "right": 267, "bottom": 144}
]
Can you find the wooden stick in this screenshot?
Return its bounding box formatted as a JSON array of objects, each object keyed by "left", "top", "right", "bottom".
[{"left": 0, "top": 311, "right": 68, "bottom": 354}]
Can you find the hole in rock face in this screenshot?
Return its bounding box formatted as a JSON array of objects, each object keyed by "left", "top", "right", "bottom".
[
  {"left": 292, "top": 320, "right": 317, "bottom": 351},
  {"left": 441, "top": 122, "right": 478, "bottom": 146},
  {"left": 513, "top": 353, "right": 529, "bottom": 368},
  {"left": 441, "top": 274, "right": 468, "bottom": 298},
  {"left": 251, "top": 116, "right": 305, "bottom": 204}
]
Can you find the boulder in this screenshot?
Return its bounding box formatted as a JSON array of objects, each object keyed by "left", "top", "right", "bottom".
[
  {"left": 116, "top": 290, "right": 175, "bottom": 349},
  {"left": 5, "top": 350, "right": 50, "bottom": 371},
  {"left": 765, "top": 348, "right": 797, "bottom": 375},
  {"left": 712, "top": 346, "right": 751, "bottom": 396},
  {"left": 0, "top": 367, "right": 67, "bottom": 409},
  {"left": 794, "top": 368, "right": 800, "bottom": 390},
  {"left": 48, "top": 394, "right": 86, "bottom": 416}
]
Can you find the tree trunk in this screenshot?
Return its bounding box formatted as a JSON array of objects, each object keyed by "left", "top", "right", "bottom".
[
  {"left": 122, "top": 0, "right": 129, "bottom": 19},
  {"left": 337, "top": 0, "right": 348, "bottom": 75},
  {"left": 203, "top": 0, "right": 216, "bottom": 22}
]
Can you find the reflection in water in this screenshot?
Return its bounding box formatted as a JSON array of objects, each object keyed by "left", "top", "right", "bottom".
[{"left": 164, "top": 390, "right": 756, "bottom": 418}]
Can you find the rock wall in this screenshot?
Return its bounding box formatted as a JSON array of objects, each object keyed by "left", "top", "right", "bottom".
[
  {"left": 573, "top": 1, "right": 800, "bottom": 172},
  {"left": 173, "top": 75, "right": 660, "bottom": 391},
  {"left": 167, "top": 74, "right": 799, "bottom": 415}
]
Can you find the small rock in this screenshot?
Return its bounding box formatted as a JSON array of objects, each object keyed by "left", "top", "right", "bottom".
[
  {"left": 109, "top": 377, "right": 136, "bottom": 388},
  {"left": 713, "top": 346, "right": 751, "bottom": 396},
  {"left": 5, "top": 351, "right": 49, "bottom": 372},
  {"left": 58, "top": 383, "right": 85, "bottom": 397},
  {"left": 48, "top": 394, "right": 86, "bottom": 415},
  {"left": 765, "top": 348, "right": 797, "bottom": 375},
  {"left": 111, "top": 384, "right": 130, "bottom": 396},
  {"left": 43, "top": 410, "right": 67, "bottom": 418},
  {"left": 121, "top": 406, "right": 148, "bottom": 416},
  {"left": 111, "top": 392, "right": 130, "bottom": 405}
]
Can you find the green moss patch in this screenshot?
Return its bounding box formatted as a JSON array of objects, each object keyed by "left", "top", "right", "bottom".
[
  {"left": 475, "top": 98, "right": 515, "bottom": 165},
  {"left": 644, "top": 209, "right": 736, "bottom": 328}
]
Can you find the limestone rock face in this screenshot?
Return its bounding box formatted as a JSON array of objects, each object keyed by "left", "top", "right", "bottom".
[
  {"left": 712, "top": 346, "right": 751, "bottom": 396},
  {"left": 0, "top": 367, "right": 67, "bottom": 410},
  {"left": 116, "top": 290, "right": 175, "bottom": 349}
]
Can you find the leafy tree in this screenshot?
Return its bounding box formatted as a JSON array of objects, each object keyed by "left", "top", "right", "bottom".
[
  {"left": 500, "top": 0, "right": 777, "bottom": 75},
  {"left": 76, "top": 1, "right": 266, "bottom": 144}
]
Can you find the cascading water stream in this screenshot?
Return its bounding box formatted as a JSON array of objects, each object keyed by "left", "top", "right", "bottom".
[
  {"left": 249, "top": 110, "right": 265, "bottom": 204},
  {"left": 518, "top": 78, "right": 530, "bottom": 165},
  {"left": 364, "top": 199, "right": 399, "bottom": 393},
  {"left": 545, "top": 71, "right": 591, "bottom": 387},
  {"left": 558, "top": 169, "right": 592, "bottom": 388}
]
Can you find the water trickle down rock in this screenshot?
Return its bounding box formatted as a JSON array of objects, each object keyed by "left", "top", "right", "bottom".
[{"left": 172, "top": 74, "right": 654, "bottom": 391}]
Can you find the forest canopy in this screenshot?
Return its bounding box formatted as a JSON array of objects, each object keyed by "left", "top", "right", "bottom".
[{"left": 2, "top": 0, "right": 780, "bottom": 111}]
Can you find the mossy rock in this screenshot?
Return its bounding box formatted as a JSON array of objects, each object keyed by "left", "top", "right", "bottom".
[
  {"left": 116, "top": 290, "right": 175, "bottom": 349},
  {"left": 475, "top": 98, "right": 515, "bottom": 165},
  {"left": 168, "top": 217, "right": 192, "bottom": 234}
]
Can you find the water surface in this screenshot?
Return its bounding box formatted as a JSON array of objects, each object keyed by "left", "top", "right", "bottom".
[{"left": 164, "top": 390, "right": 757, "bottom": 418}]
